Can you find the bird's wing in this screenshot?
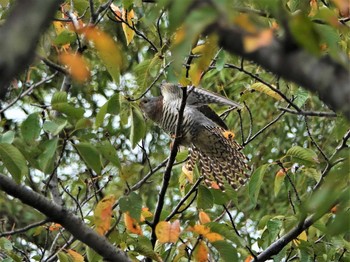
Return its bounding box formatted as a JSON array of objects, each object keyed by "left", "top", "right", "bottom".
[
  {"left": 197, "top": 105, "right": 228, "bottom": 129},
  {"left": 160, "top": 82, "right": 242, "bottom": 108},
  {"left": 187, "top": 86, "right": 242, "bottom": 108}
]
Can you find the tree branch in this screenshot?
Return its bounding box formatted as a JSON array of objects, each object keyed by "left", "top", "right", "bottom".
[
  {"left": 209, "top": 22, "right": 350, "bottom": 119},
  {"left": 0, "top": 0, "right": 63, "bottom": 98},
  {"left": 150, "top": 86, "right": 189, "bottom": 247},
  {"left": 0, "top": 174, "right": 130, "bottom": 261}
]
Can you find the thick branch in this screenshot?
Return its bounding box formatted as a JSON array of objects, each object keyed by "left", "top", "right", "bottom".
[
  {"left": 0, "top": 174, "right": 130, "bottom": 262},
  {"left": 207, "top": 22, "right": 350, "bottom": 119},
  {"left": 0, "top": 0, "right": 63, "bottom": 98}
]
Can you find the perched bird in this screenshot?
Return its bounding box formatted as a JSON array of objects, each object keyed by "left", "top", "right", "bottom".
[{"left": 139, "top": 82, "right": 250, "bottom": 190}]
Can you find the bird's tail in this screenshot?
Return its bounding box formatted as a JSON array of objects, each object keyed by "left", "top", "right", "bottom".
[{"left": 185, "top": 129, "right": 250, "bottom": 190}]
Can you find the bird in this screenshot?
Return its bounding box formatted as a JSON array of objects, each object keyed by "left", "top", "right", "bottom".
[{"left": 139, "top": 82, "right": 250, "bottom": 190}]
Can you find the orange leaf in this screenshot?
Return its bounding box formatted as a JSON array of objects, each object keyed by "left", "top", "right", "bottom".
[
  {"left": 94, "top": 195, "right": 116, "bottom": 235},
  {"left": 209, "top": 181, "right": 220, "bottom": 190},
  {"left": 194, "top": 240, "right": 209, "bottom": 262},
  {"left": 155, "top": 220, "right": 181, "bottom": 243},
  {"left": 110, "top": 3, "right": 122, "bottom": 21},
  {"left": 309, "top": 0, "right": 318, "bottom": 17},
  {"left": 49, "top": 223, "right": 61, "bottom": 231},
  {"left": 122, "top": 9, "right": 135, "bottom": 45},
  {"left": 275, "top": 169, "right": 286, "bottom": 178},
  {"left": 243, "top": 29, "right": 274, "bottom": 53},
  {"left": 59, "top": 52, "right": 90, "bottom": 82},
  {"left": 245, "top": 255, "right": 254, "bottom": 262},
  {"left": 81, "top": 26, "right": 122, "bottom": 82},
  {"left": 234, "top": 14, "right": 257, "bottom": 33},
  {"left": 188, "top": 224, "right": 223, "bottom": 242},
  {"left": 199, "top": 211, "right": 211, "bottom": 224},
  {"left": 67, "top": 249, "right": 84, "bottom": 262},
  {"left": 124, "top": 212, "right": 143, "bottom": 235}
]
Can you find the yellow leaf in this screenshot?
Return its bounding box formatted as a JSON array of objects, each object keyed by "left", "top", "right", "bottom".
[
  {"left": 194, "top": 240, "right": 208, "bottom": 262},
  {"left": 122, "top": 9, "right": 135, "bottom": 45},
  {"left": 182, "top": 165, "right": 194, "bottom": 183},
  {"left": 124, "top": 212, "right": 143, "bottom": 235},
  {"left": 140, "top": 207, "right": 153, "bottom": 222},
  {"left": 293, "top": 231, "right": 307, "bottom": 246},
  {"left": 243, "top": 29, "right": 274, "bottom": 53},
  {"left": 67, "top": 249, "right": 84, "bottom": 262},
  {"left": 189, "top": 34, "right": 218, "bottom": 85},
  {"left": 53, "top": 21, "right": 65, "bottom": 34},
  {"left": 199, "top": 211, "right": 211, "bottom": 224},
  {"left": 81, "top": 26, "right": 122, "bottom": 82},
  {"left": 234, "top": 14, "right": 257, "bottom": 33},
  {"left": 94, "top": 195, "right": 116, "bottom": 235},
  {"left": 250, "top": 82, "right": 283, "bottom": 101},
  {"left": 155, "top": 220, "right": 181, "bottom": 243},
  {"left": 59, "top": 52, "right": 90, "bottom": 82}
]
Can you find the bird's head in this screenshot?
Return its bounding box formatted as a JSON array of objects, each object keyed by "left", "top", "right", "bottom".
[{"left": 139, "top": 97, "right": 163, "bottom": 123}]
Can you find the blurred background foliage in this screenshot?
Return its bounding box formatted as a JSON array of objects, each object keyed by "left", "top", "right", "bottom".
[{"left": 0, "top": 0, "right": 349, "bottom": 261}]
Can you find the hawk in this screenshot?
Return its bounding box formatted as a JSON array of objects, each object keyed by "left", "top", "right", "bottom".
[{"left": 139, "top": 82, "right": 250, "bottom": 190}]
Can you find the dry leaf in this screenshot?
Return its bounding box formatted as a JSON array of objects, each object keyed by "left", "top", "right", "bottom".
[
  {"left": 49, "top": 223, "right": 62, "bottom": 231},
  {"left": 94, "top": 195, "right": 116, "bottom": 235},
  {"left": 124, "top": 212, "right": 143, "bottom": 235},
  {"left": 122, "top": 9, "right": 135, "bottom": 45},
  {"left": 155, "top": 220, "right": 181, "bottom": 243}
]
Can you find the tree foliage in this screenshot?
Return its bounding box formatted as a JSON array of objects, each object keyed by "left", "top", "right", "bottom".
[{"left": 0, "top": 0, "right": 349, "bottom": 261}]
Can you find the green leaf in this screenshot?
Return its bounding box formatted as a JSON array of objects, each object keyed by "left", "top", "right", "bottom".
[
  {"left": 197, "top": 185, "right": 214, "bottom": 209},
  {"left": 249, "top": 164, "right": 269, "bottom": 207},
  {"left": 107, "top": 93, "right": 120, "bottom": 115},
  {"left": 75, "top": 142, "right": 102, "bottom": 174},
  {"left": 95, "top": 102, "right": 108, "bottom": 128},
  {"left": 274, "top": 171, "right": 285, "bottom": 197},
  {"left": 21, "top": 113, "right": 41, "bottom": 143},
  {"left": 53, "top": 30, "right": 76, "bottom": 45},
  {"left": 75, "top": 118, "right": 93, "bottom": 130},
  {"left": 130, "top": 107, "right": 146, "bottom": 148},
  {"left": 212, "top": 240, "right": 238, "bottom": 262},
  {"left": 0, "top": 143, "right": 28, "bottom": 183},
  {"left": 57, "top": 252, "right": 70, "bottom": 262},
  {"left": 133, "top": 236, "right": 162, "bottom": 262},
  {"left": 0, "top": 237, "right": 13, "bottom": 251},
  {"left": 43, "top": 118, "right": 68, "bottom": 135},
  {"left": 327, "top": 211, "right": 350, "bottom": 236},
  {"left": 0, "top": 131, "right": 15, "bottom": 144},
  {"left": 290, "top": 14, "right": 320, "bottom": 55},
  {"left": 216, "top": 50, "right": 226, "bottom": 71},
  {"left": 293, "top": 88, "right": 309, "bottom": 108},
  {"left": 267, "top": 218, "right": 283, "bottom": 242},
  {"left": 51, "top": 91, "right": 67, "bottom": 104},
  {"left": 97, "top": 141, "right": 120, "bottom": 168},
  {"left": 52, "top": 102, "right": 85, "bottom": 120},
  {"left": 119, "top": 192, "right": 142, "bottom": 220},
  {"left": 286, "top": 146, "right": 319, "bottom": 164},
  {"left": 86, "top": 247, "right": 102, "bottom": 262},
  {"left": 38, "top": 138, "right": 58, "bottom": 174}
]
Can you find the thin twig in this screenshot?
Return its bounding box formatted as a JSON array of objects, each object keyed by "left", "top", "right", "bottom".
[
  {"left": 278, "top": 107, "right": 337, "bottom": 117},
  {"left": 305, "top": 116, "right": 329, "bottom": 162},
  {"left": 166, "top": 178, "right": 203, "bottom": 221},
  {"left": 150, "top": 86, "right": 188, "bottom": 247},
  {"left": 0, "top": 219, "right": 50, "bottom": 237},
  {"left": 0, "top": 73, "right": 57, "bottom": 114}
]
